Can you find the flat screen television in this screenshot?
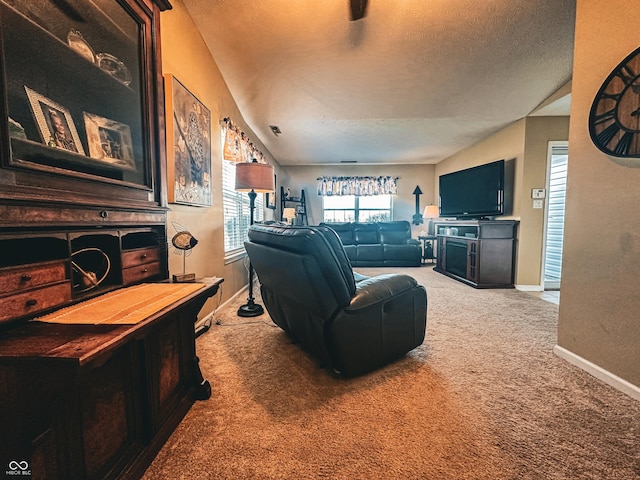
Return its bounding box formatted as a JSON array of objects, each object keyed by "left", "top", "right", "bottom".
[{"left": 438, "top": 159, "right": 505, "bottom": 219}]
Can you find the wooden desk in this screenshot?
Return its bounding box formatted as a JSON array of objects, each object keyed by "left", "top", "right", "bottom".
[{"left": 0, "top": 278, "right": 222, "bottom": 480}]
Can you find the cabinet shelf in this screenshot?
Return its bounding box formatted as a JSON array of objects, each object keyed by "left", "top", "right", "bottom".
[
  {"left": 434, "top": 220, "right": 518, "bottom": 288},
  {"left": 280, "top": 187, "right": 308, "bottom": 225}
]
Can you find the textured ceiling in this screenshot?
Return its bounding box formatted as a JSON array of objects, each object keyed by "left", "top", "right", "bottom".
[{"left": 182, "top": 0, "right": 576, "bottom": 165}]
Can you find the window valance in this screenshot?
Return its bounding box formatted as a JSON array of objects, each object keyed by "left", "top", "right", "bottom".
[
  {"left": 221, "top": 117, "right": 266, "bottom": 163},
  {"left": 317, "top": 176, "right": 399, "bottom": 196}
]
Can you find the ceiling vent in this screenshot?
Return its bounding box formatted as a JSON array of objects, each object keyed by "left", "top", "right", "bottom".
[{"left": 269, "top": 125, "right": 281, "bottom": 136}]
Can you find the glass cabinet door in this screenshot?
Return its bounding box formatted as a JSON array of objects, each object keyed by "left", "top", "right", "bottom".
[{"left": 1, "top": 0, "right": 153, "bottom": 189}]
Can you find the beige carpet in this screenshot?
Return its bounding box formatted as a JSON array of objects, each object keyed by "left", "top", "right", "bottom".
[{"left": 143, "top": 266, "right": 640, "bottom": 479}]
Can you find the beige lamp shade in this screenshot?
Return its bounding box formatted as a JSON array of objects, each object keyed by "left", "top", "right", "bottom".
[
  {"left": 235, "top": 161, "right": 275, "bottom": 192},
  {"left": 423, "top": 205, "right": 439, "bottom": 218},
  {"left": 283, "top": 208, "right": 296, "bottom": 220}
]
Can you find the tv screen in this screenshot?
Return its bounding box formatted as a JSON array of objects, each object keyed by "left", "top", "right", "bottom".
[{"left": 439, "top": 159, "right": 505, "bottom": 219}]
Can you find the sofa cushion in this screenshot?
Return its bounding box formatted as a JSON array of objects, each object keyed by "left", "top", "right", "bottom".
[
  {"left": 384, "top": 243, "right": 422, "bottom": 261},
  {"left": 357, "top": 244, "right": 384, "bottom": 261},
  {"left": 321, "top": 222, "right": 355, "bottom": 245},
  {"left": 354, "top": 223, "right": 379, "bottom": 244},
  {"left": 378, "top": 221, "right": 411, "bottom": 244}
]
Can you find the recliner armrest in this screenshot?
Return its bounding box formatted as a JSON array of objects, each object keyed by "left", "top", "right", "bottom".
[
  {"left": 406, "top": 238, "right": 420, "bottom": 245},
  {"left": 346, "top": 274, "right": 419, "bottom": 311}
]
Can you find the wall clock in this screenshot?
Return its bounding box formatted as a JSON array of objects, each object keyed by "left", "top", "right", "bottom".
[{"left": 589, "top": 45, "right": 640, "bottom": 158}]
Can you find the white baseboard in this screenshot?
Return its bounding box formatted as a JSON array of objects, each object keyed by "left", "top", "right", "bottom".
[
  {"left": 553, "top": 345, "right": 640, "bottom": 402},
  {"left": 218, "top": 284, "right": 248, "bottom": 311},
  {"left": 196, "top": 284, "right": 247, "bottom": 329},
  {"left": 515, "top": 284, "right": 543, "bottom": 292}
]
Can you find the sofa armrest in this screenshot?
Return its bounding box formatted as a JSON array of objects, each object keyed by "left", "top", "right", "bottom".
[{"left": 346, "top": 273, "right": 418, "bottom": 311}]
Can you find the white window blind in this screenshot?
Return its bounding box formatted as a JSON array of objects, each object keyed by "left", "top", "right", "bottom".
[{"left": 222, "top": 160, "right": 264, "bottom": 255}]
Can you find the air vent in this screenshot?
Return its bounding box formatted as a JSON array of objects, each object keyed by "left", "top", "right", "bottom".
[{"left": 269, "top": 125, "right": 281, "bottom": 136}]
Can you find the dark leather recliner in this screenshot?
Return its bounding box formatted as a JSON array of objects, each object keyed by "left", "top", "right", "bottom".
[{"left": 245, "top": 223, "right": 427, "bottom": 377}]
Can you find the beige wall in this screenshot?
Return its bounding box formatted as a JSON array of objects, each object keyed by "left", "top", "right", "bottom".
[
  {"left": 520, "top": 117, "right": 571, "bottom": 286},
  {"left": 160, "top": 0, "right": 280, "bottom": 316},
  {"left": 559, "top": 0, "right": 640, "bottom": 386},
  {"left": 434, "top": 117, "right": 569, "bottom": 286},
  {"left": 282, "top": 164, "right": 435, "bottom": 235}
]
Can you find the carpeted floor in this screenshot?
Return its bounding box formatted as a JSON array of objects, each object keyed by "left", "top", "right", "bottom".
[{"left": 142, "top": 266, "right": 640, "bottom": 479}]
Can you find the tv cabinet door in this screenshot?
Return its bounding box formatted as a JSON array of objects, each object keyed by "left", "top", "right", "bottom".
[{"left": 466, "top": 240, "right": 478, "bottom": 283}]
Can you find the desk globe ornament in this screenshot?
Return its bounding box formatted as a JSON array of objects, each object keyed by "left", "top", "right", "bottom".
[
  {"left": 71, "top": 247, "right": 111, "bottom": 293},
  {"left": 171, "top": 221, "right": 198, "bottom": 282}
]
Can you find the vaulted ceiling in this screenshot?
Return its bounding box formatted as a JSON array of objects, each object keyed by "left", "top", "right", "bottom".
[{"left": 182, "top": 0, "right": 576, "bottom": 165}]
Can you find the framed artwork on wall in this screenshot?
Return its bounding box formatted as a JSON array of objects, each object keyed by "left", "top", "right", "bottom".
[{"left": 165, "top": 74, "right": 211, "bottom": 207}]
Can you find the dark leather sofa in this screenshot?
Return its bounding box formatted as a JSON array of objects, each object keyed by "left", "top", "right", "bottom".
[
  {"left": 245, "top": 223, "right": 427, "bottom": 377},
  {"left": 319, "top": 220, "right": 422, "bottom": 267}
]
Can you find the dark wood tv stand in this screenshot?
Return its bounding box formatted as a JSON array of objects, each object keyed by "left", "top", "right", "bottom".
[{"left": 434, "top": 220, "right": 518, "bottom": 288}]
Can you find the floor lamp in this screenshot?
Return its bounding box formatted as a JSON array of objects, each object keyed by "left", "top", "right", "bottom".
[{"left": 235, "top": 159, "right": 275, "bottom": 317}]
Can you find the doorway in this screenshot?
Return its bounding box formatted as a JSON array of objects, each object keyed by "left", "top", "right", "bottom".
[{"left": 542, "top": 142, "right": 568, "bottom": 290}]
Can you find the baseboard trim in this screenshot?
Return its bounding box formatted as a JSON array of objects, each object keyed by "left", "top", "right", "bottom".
[
  {"left": 515, "top": 284, "right": 543, "bottom": 292},
  {"left": 553, "top": 345, "right": 640, "bottom": 402}
]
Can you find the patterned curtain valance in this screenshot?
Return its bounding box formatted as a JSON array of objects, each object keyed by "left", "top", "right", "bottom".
[
  {"left": 317, "top": 176, "right": 399, "bottom": 196},
  {"left": 221, "top": 117, "right": 267, "bottom": 163}
]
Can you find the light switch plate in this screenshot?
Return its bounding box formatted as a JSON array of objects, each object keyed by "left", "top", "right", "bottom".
[
  {"left": 533, "top": 199, "right": 544, "bottom": 209},
  {"left": 532, "top": 188, "right": 546, "bottom": 199}
]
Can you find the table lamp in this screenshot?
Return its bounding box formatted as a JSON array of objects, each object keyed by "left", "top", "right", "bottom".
[
  {"left": 423, "top": 205, "right": 439, "bottom": 235},
  {"left": 283, "top": 207, "right": 296, "bottom": 225},
  {"left": 235, "top": 159, "right": 275, "bottom": 317}
]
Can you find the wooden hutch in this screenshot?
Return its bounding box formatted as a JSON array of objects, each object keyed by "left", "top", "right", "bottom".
[{"left": 0, "top": 0, "right": 220, "bottom": 478}]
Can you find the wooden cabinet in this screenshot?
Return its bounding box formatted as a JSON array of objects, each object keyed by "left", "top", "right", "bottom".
[
  {"left": 434, "top": 220, "right": 518, "bottom": 288},
  {"left": 0, "top": 280, "right": 222, "bottom": 480},
  {"left": 0, "top": 1, "right": 224, "bottom": 479}
]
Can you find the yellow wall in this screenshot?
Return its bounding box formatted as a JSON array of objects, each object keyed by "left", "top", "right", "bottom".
[
  {"left": 559, "top": 0, "right": 640, "bottom": 386},
  {"left": 160, "top": 0, "right": 280, "bottom": 316}
]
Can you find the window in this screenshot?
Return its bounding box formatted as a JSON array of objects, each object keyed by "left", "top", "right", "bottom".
[
  {"left": 222, "top": 160, "right": 264, "bottom": 256},
  {"left": 322, "top": 195, "right": 392, "bottom": 223}
]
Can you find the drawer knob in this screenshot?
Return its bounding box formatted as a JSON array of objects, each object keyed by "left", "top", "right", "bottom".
[
  {"left": 142, "top": 268, "right": 148, "bottom": 273},
  {"left": 99, "top": 210, "right": 108, "bottom": 218},
  {"left": 20, "top": 274, "right": 32, "bottom": 282},
  {"left": 25, "top": 299, "right": 37, "bottom": 307},
  {"left": 141, "top": 254, "right": 147, "bottom": 259}
]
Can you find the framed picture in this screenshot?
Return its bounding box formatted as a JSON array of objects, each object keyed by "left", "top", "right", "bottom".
[
  {"left": 83, "top": 112, "right": 136, "bottom": 170},
  {"left": 165, "top": 74, "right": 211, "bottom": 207},
  {"left": 24, "top": 86, "right": 86, "bottom": 155},
  {"left": 266, "top": 174, "right": 276, "bottom": 209}
]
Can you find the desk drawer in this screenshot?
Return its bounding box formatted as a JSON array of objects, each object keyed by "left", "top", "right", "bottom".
[
  {"left": 121, "top": 247, "right": 160, "bottom": 269},
  {"left": 122, "top": 262, "right": 161, "bottom": 285},
  {"left": 0, "top": 281, "right": 72, "bottom": 322},
  {"left": 0, "top": 261, "right": 68, "bottom": 294}
]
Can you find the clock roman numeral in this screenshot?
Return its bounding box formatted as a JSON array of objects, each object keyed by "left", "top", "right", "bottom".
[
  {"left": 592, "top": 109, "right": 616, "bottom": 126},
  {"left": 614, "top": 131, "right": 635, "bottom": 155},
  {"left": 596, "top": 123, "right": 620, "bottom": 147},
  {"left": 615, "top": 64, "right": 637, "bottom": 84},
  {"left": 601, "top": 91, "right": 623, "bottom": 101}
]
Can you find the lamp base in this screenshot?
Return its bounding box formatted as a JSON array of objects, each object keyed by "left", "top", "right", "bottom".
[
  {"left": 173, "top": 273, "right": 196, "bottom": 283},
  {"left": 237, "top": 301, "right": 264, "bottom": 317}
]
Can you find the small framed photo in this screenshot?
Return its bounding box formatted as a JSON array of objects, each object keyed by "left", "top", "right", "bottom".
[
  {"left": 24, "top": 86, "right": 86, "bottom": 155},
  {"left": 83, "top": 112, "right": 136, "bottom": 170}
]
